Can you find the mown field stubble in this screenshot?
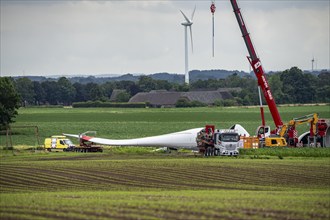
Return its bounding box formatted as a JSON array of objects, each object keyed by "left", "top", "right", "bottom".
[{"left": 0, "top": 105, "right": 330, "bottom": 219}]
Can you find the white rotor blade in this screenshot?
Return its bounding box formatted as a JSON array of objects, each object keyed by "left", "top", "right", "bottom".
[
  {"left": 191, "top": 5, "right": 196, "bottom": 20},
  {"left": 64, "top": 128, "right": 203, "bottom": 148},
  {"left": 180, "top": 10, "right": 190, "bottom": 23},
  {"left": 189, "top": 26, "right": 193, "bottom": 53}
]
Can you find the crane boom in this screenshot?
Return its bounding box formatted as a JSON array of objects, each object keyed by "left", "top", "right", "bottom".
[{"left": 230, "top": 0, "right": 283, "bottom": 128}]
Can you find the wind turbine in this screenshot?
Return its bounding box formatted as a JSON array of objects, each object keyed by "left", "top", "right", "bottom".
[
  {"left": 210, "top": 1, "right": 216, "bottom": 57},
  {"left": 180, "top": 6, "right": 196, "bottom": 84}
]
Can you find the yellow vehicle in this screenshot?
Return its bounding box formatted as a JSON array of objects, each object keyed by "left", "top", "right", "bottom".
[
  {"left": 278, "top": 113, "right": 318, "bottom": 146},
  {"left": 44, "top": 135, "right": 75, "bottom": 151},
  {"left": 264, "top": 136, "right": 287, "bottom": 147},
  {"left": 241, "top": 136, "right": 287, "bottom": 148}
]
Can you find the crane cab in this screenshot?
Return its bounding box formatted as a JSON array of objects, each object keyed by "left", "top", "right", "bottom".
[{"left": 256, "top": 126, "right": 271, "bottom": 139}]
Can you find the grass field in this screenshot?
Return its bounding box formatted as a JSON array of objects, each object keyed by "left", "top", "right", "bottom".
[
  {"left": 0, "top": 106, "right": 330, "bottom": 219},
  {"left": 1, "top": 105, "right": 329, "bottom": 147}
]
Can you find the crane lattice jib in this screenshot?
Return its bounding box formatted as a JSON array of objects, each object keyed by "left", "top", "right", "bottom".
[{"left": 230, "top": 0, "right": 283, "bottom": 128}]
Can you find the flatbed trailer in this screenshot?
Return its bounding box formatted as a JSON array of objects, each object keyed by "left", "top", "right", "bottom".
[
  {"left": 66, "top": 145, "right": 103, "bottom": 153},
  {"left": 70, "top": 135, "right": 103, "bottom": 152}
]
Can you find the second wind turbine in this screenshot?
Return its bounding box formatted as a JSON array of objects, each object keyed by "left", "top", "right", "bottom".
[{"left": 180, "top": 6, "right": 195, "bottom": 85}]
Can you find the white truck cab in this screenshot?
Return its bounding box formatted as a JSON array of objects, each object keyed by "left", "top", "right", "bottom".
[{"left": 214, "top": 130, "right": 241, "bottom": 156}]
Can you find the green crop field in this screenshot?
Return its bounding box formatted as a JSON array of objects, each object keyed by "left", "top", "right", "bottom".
[
  {"left": 0, "top": 105, "right": 330, "bottom": 219},
  {"left": 1, "top": 105, "right": 329, "bottom": 147},
  {"left": 0, "top": 153, "right": 329, "bottom": 219}
]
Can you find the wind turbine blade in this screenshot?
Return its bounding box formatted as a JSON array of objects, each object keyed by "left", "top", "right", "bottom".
[
  {"left": 180, "top": 10, "right": 190, "bottom": 23},
  {"left": 191, "top": 5, "right": 196, "bottom": 20},
  {"left": 189, "top": 26, "right": 193, "bottom": 53}
]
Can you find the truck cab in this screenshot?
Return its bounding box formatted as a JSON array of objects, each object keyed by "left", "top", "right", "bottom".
[
  {"left": 44, "top": 136, "right": 75, "bottom": 151},
  {"left": 214, "top": 130, "right": 241, "bottom": 156}
]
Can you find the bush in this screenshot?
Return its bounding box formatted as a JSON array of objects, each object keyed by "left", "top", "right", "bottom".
[
  {"left": 222, "top": 99, "right": 238, "bottom": 106},
  {"left": 214, "top": 99, "right": 238, "bottom": 107},
  {"left": 214, "top": 99, "right": 224, "bottom": 107},
  {"left": 175, "top": 98, "right": 207, "bottom": 108},
  {"left": 116, "top": 92, "right": 131, "bottom": 102},
  {"left": 190, "top": 101, "right": 207, "bottom": 107}
]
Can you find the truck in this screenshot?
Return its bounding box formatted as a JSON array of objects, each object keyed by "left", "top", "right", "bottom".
[
  {"left": 44, "top": 136, "right": 75, "bottom": 151},
  {"left": 196, "top": 125, "right": 242, "bottom": 156},
  {"left": 214, "top": 130, "right": 241, "bottom": 156},
  {"left": 44, "top": 134, "right": 103, "bottom": 152}
]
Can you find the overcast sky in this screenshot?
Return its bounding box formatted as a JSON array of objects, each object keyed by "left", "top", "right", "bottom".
[{"left": 1, "top": 0, "right": 329, "bottom": 77}]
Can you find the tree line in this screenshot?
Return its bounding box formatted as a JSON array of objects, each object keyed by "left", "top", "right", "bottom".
[{"left": 7, "top": 67, "right": 330, "bottom": 106}]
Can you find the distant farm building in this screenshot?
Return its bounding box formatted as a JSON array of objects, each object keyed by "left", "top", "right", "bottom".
[{"left": 129, "top": 88, "right": 240, "bottom": 107}]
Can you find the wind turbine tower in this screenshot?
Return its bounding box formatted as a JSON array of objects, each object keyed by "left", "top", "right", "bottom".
[
  {"left": 210, "top": 1, "right": 216, "bottom": 57},
  {"left": 311, "top": 57, "right": 315, "bottom": 73},
  {"left": 180, "top": 6, "right": 196, "bottom": 84}
]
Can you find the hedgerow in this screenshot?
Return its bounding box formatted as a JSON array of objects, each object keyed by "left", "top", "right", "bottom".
[{"left": 72, "top": 101, "right": 146, "bottom": 108}]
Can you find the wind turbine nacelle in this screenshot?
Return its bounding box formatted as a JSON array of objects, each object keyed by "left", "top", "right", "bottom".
[{"left": 181, "top": 22, "right": 192, "bottom": 26}]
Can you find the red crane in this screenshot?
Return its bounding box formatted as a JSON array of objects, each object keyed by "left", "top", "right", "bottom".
[{"left": 229, "top": 0, "right": 283, "bottom": 130}]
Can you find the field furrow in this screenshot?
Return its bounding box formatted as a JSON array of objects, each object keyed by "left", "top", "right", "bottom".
[
  {"left": 0, "top": 168, "right": 92, "bottom": 190},
  {"left": 2, "top": 158, "right": 330, "bottom": 193},
  {"left": 1, "top": 156, "right": 330, "bottom": 220}
]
